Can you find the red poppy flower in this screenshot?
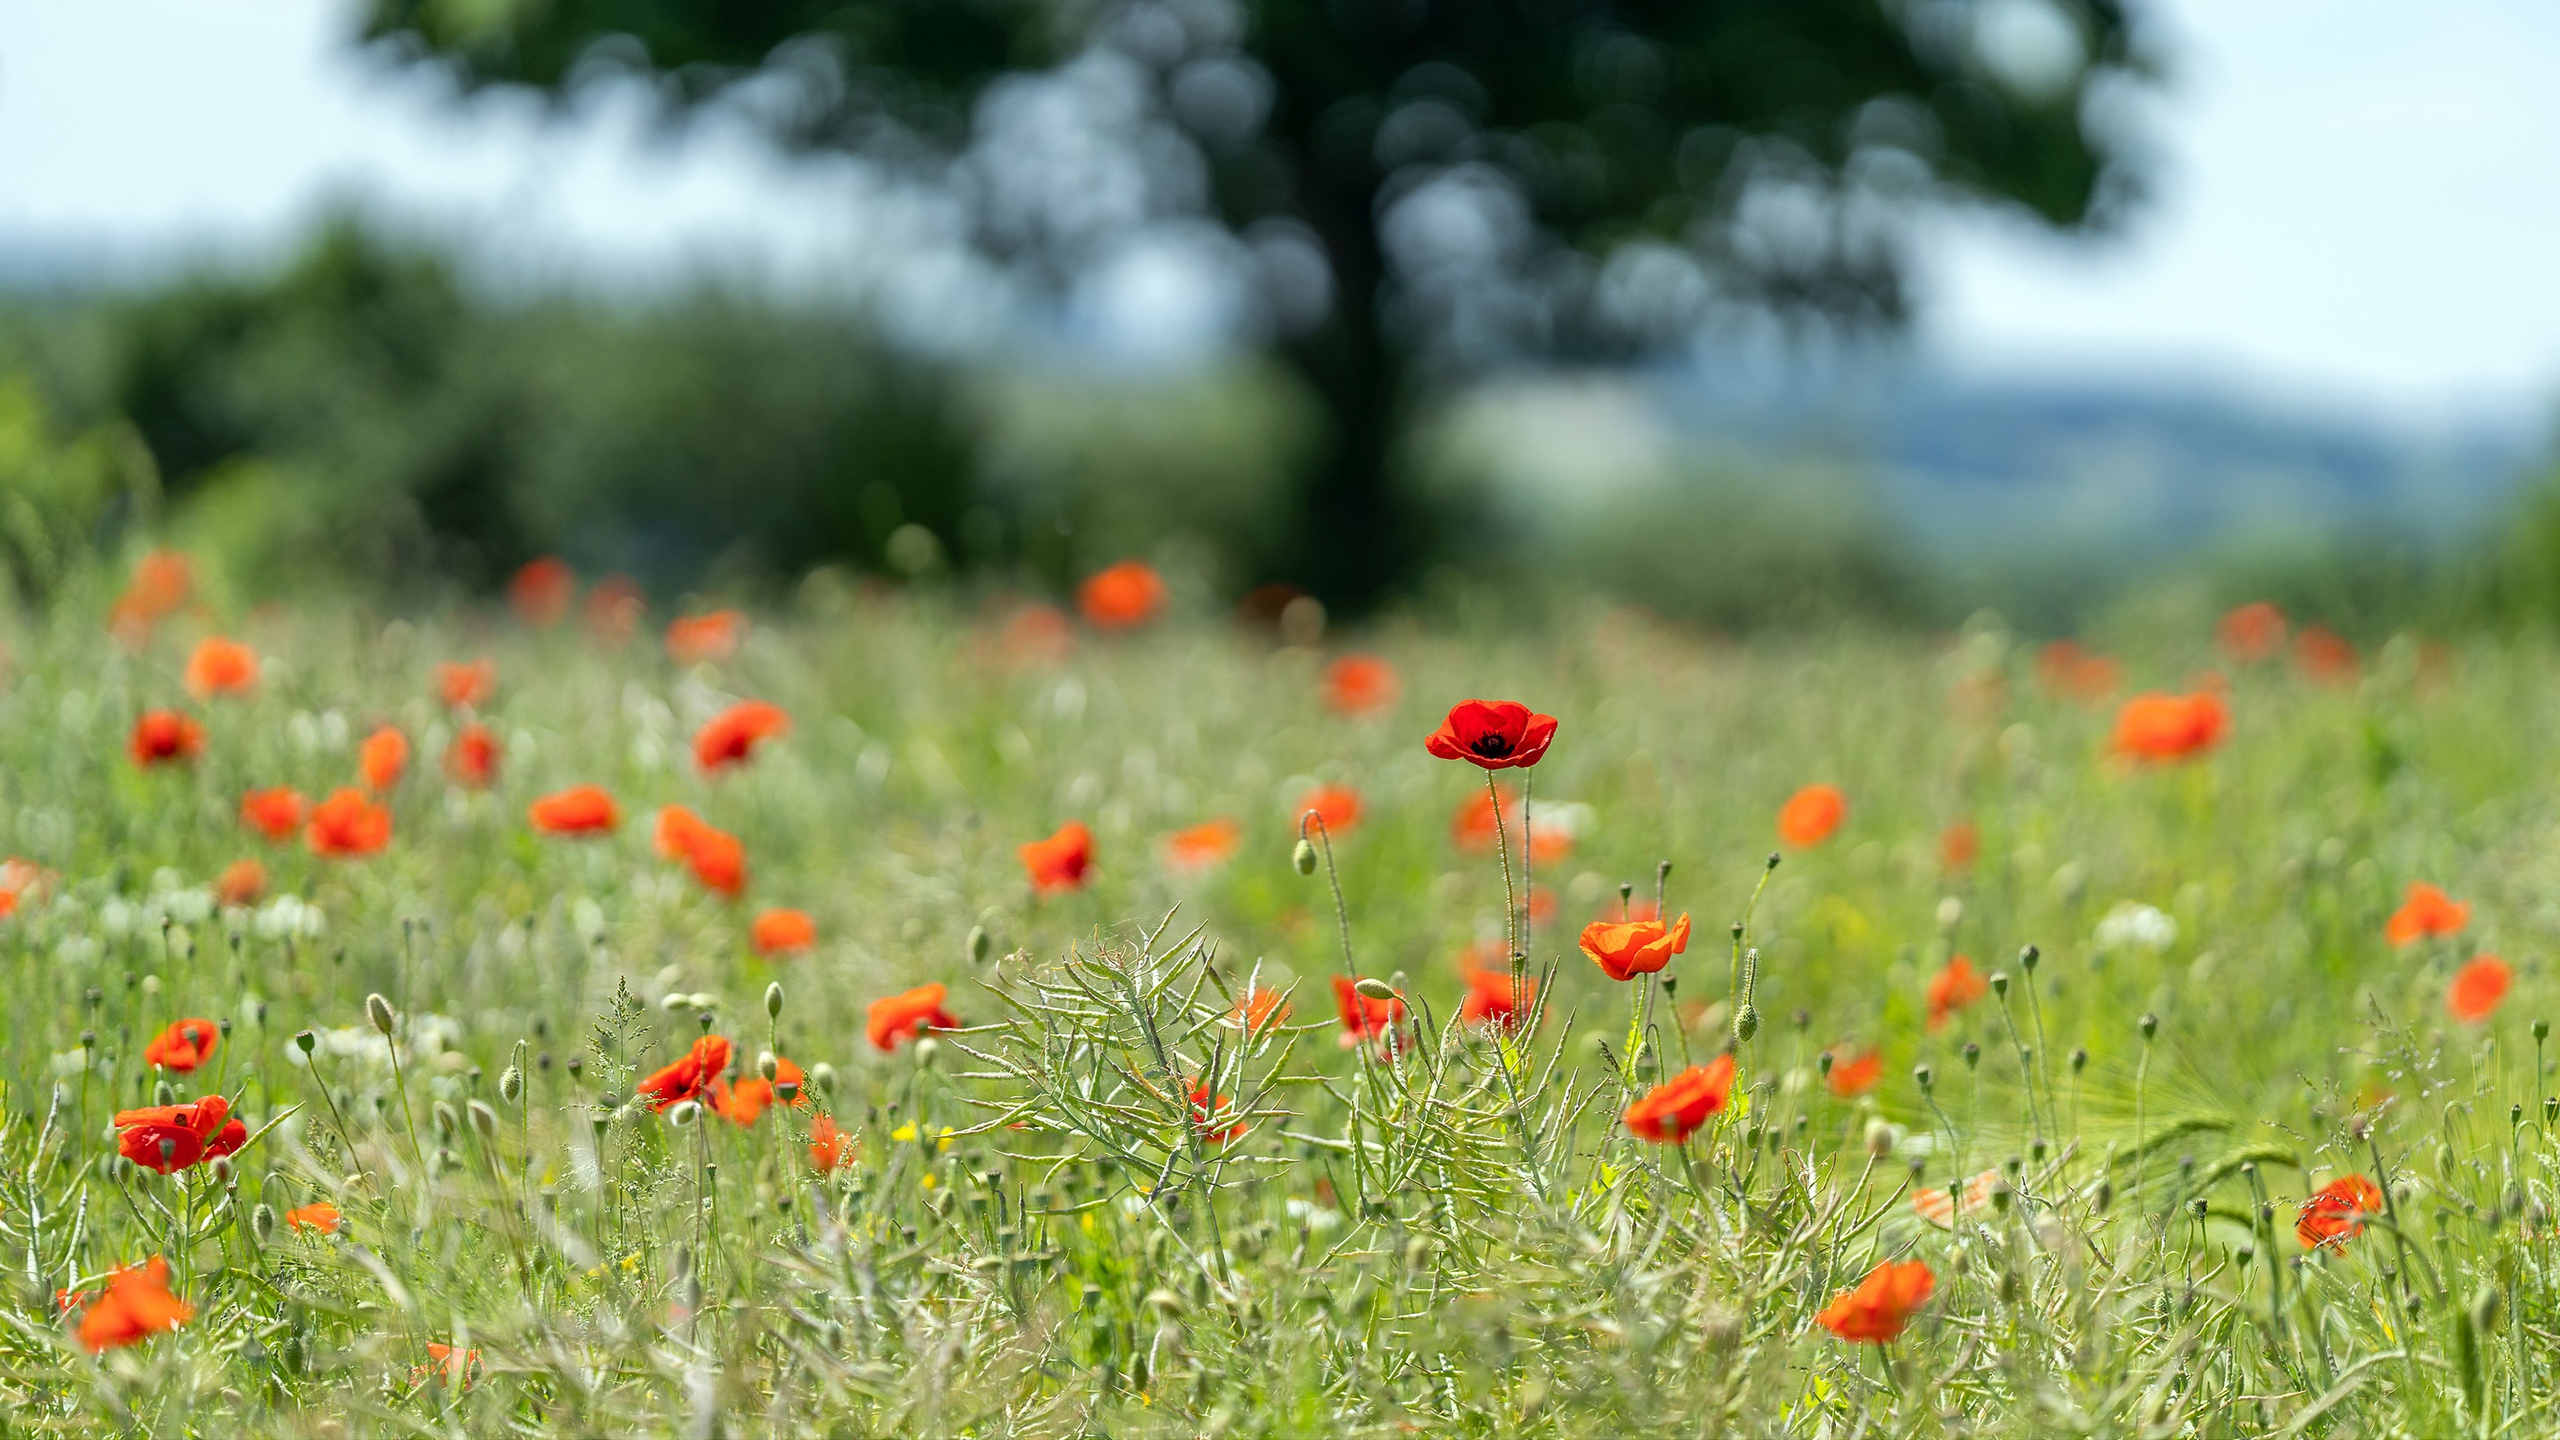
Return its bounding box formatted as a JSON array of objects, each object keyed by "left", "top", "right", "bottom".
[
  {"left": 1163, "top": 818, "right": 1242, "bottom": 874},
  {"left": 2294, "top": 625, "right": 2358, "bottom": 685},
  {"left": 998, "top": 602, "right": 1075, "bottom": 666},
  {"left": 1425, "top": 699, "right": 1558, "bottom": 771},
  {"left": 129, "top": 711, "right": 203, "bottom": 767},
  {"left": 1778, "top": 784, "right": 1847, "bottom": 848},
  {"left": 2034, "top": 640, "right": 2121, "bottom": 705},
  {"left": 214, "top": 858, "right": 266, "bottom": 908},
  {"left": 1815, "top": 1259, "right": 1935, "bottom": 1343},
  {"left": 1926, "top": 955, "right": 1988, "bottom": 1030},
  {"left": 2110, "top": 691, "right": 2230, "bottom": 763},
  {"left": 1330, "top": 975, "right": 1404, "bottom": 1049},
  {"left": 653, "top": 806, "right": 746, "bottom": 894},
  {"left": 240, "top": 786, "right": 306, "bottom": 841},
  {"left": 585, "top": 575, "right": 646, "bottom": 644},
  {"left": 808, "top": 1114, "right": 850, "bottom": 1171},
  {"left": 1458, "top": 968, "right": 1534, "bottom": 1032},
  {"left": 529, "top": 785, "right": 620, "bottom": 836},
  {"left": 305, "top": 788, "right": 392, "bottom": 857},
  {"left": 1021, "top": 821, "right": 1093, "bottom": 895},
  {"left": 713, "top": 1058, "right": 805, "bottom": 1125},
  {"left": 183, "top": 636, "right": 257, "bottom": 698},
  {"left": 415, "top": 1343, "right": 482, "bottom": 1390},
  {"left": 509, "top": 557, "right": 576, "bottom": 627},
  {"left": 2218, "top": 601, "right": 2288, "bottom": 664},
  {"left": 113, "top": 1095, "right": 246, "bottom": 1173},
  {"left": 1940, "top": 821, "right": 1979, "bottom": 874},
  {"left": 1077, "top": 560, "right": 1167, "bottom": 630},
  {"left": 1295, "top": 784, "right": 1362, "bottom": 835},
  {"left": 285, "top": 1202, "right": 341, "bottom": 1235},
  {"left": 666, "top": 610, "right": 745, "bottom": 665},
  {"left": 110, "top": 550, "right": 194, "bottom": 645},
  {"left": 445, "top": 724, "right": 500, "bottom": 789},
  {"left": 2386, "top": 881, "right": 2469, "bottom": 946},
  {"left": 1579, "top": 913, "right": 1691, "bottom": 983},
  {"left": 2297, "top": 1174, "right": 2384, "bottom": 1250},
  {"left": 1323, "top": 655, "right": 1399, "bottom": 715},
  {"left": 436, "top": 658, "right": 495, "bottom": 710},
  {"left": 867, "top": 984, "right": 959, "bottom": 1050},
  {"left": 693, "top": 700, "right": 790, "bottom": 771},
  {"left": 1188, "top": 1078, "right": 1247, "bottom": 1145},
  {"left": 359, "top": 726, "right": 409, "bottom": 791},
  {"left": 752, "top": 908, "right": 816, "bottom": 956},
  {"left": 1913, "top": 1169, "right": 2000, "bottom": 1228},
  {"left": 1825, "top": 1047, "right": 1883, "bottom": 1097},
  {"left": 75, "top": 1258, "right": 190, "bottom": 1353},
  {"left": 143, "top": 1018, "right": 220, "bottom": 1072},
  {"left": 1622, "top": 1055, "right": 1734, "bottom": 1143},
  {"left": 637, "top": 1035, "right": 731, "bottom": 1110},
  {"left": 2449, "top": 954, "right": 2512, "bottom": 1024},
  {"left": 1231, "top": 985, "right": 1291, "bottom": 1033}
]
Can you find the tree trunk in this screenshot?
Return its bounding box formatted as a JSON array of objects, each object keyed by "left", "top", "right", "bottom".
[{"left": 1274, "top": 194, "right": 1415, "bottom": 616}]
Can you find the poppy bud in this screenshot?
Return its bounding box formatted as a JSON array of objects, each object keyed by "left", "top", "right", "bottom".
[
  {"left": 79, "top": 1030, "right": 94, "bottom": 1051},
  {"left": 2515, "top": 1103, "right": 2527, "bottom": 1129},
  {"left": 160, "top": 1137, "right": 178, "bottom": 1167},
  {"left": 1962, "top": 1042, "right": 1981, "bottom": 1071},
  {"left": 775, "top": 1081, "right": 800, "bottom": 1104},
  {"left": 432, "top": 1101, "right": 460, "bottom": 1139},
  {"left": 2093, "top": 1180, "right": 2113, "bottom": 1214},
  {"left": 155, "top": 1080, "right": 176, "bottom": 1106},
  {"left": 2472, "top": 1283, "right": 2505, "bottom": 1335},
  {"left": 1292, "top": 840, "right": 1318, "bottom": 876},
  {"left": 1988, "top": 971, "right": 2009, "bottom": 998},
  {"left": 765, "top": 982, "right": 784, "bottom": 1020},
  {"left": 1733, "top": 1004, "right": 1759, "bottom": 1041},
  {"left": 295, "top": 1029, "right": 316, "bottom": 1055},
  {"left": 659, "top": 993, "right": 692, "bottom": 1013},
  {"left": 2019, "top": 944, "right": 2039, "bottom": 973},
  {"left": 1353, "top": 977, "right": 1395, "bottom": 1001},
  {"left": 667, "top": 1100, "right": 701, "bottom": 1128},
  {"left": 967, "top": 925, "right": 992, "bottom": 964},
  {"left": 697, "top": 1010, "right": 717, "bottom": 1033},
  {"left": 365, "top": 993, "right": 396, "bottom": 1037},
  {"left": 1816, "top": 1051, "right": 1834, "bottom": 1079},
  {"left": 2537, "top": 1019, "right": 2552, "bottom": 1042},
  {"left": 2070, "top": 1047, "right": 2088, "bottom": 1074},
  {"left": 914, "top": 1038, "right": 940, "bottom": 1069},
  {"left": 810, "top": 1063, "right": 838, "bottom": 1096},
  {"left": 1913, "top": 1063, "right": 1933, "bottom": 1092},
  {"left": 757, "top": 1050, "right": 780, "bottom": 1082},
  {"left": 2139, "top": 1012, "right": 2158, "bottom": 1040},
  {"left": 467, "top": 1099, "right": 499, "bottom": 1141},
  {"left": 499, "top": 1067, "right": 524, "bottom": 1104},
  {"left": 250, "top": 1202, "right": 276, "bottom": 1245},
  {"left": 210, "top": 1155, "right": 233, "bottom": 1186},
  {"left": 1862, "top": 1119, "right": 1894, "bottom": 1157}
]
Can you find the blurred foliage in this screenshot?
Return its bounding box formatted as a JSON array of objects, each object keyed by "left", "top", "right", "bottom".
[{"left": 0, "top": 375, "right": 158, "bottom": 608}]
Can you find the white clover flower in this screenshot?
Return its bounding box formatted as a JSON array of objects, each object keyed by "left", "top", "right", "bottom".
[{"left": 2096, "top": 901, "right": 2178, "bottom": 954}]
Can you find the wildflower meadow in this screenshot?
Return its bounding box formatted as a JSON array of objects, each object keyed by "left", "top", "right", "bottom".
[{"left": 1, "top": 550, "right": 2552, "bottom": 1437}]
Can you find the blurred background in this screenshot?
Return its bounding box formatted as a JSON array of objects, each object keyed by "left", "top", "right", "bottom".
[{"left": 2, "top": 0, "right": 2557, "bottom": 634}]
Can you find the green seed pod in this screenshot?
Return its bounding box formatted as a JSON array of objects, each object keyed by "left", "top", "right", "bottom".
[
  {"left": 499, "top": 1066, "right": 524, "bottom": 1104},
  {"left": 364, "top": 993, "right": 396, "bottom": 1037},
  {"left": 2139, "top": 1012, "right": 2159, "bottom": 1040},
  {"left": 1292, "top": 839, "right": 1318, "bottom": 876},
  {"left": 1988, "top": 971, "right": 2010, "bottom": 998},
  {"left": 466, "top": 1099, "right": 499, "bottom": 1141},
  {"left": 1353, "top": 976, "right": 1395, "bottom": 1001},
  {"left": 432, "top": 1101, "right": 459, "bottom": 1139},
  {"left": 667, "top": 1100, "right": 702, "bottom": 1128},
  {"left": 2536, "top": 1019, "right": 2552, "bottom": 1042},
  {"left": 1913, "top": 1063, "right": 1933, "bottom": 1093},
  {"left": 757, "top": 1050, "right": 780, "bottom": 1082},
  {"left": 249, "top": 1202, "right": 277, "bottom": 1245},
  {"left": 967, "top": 925, "right": 993, "bottom": 964},
  {"left": 1733, "top": 1004, "right": 1759, "bottom": 1042},
  {"left": 765, "top": 981, "right": 785, "bottom": 1020},
  {"left": 810, "top": 1062, "right": 839, "bottom": 1096}
]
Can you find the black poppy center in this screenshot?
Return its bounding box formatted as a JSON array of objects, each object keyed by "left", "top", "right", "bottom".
[{"left": 1470, "top": 733, "right": 1513, "bottom": 757}]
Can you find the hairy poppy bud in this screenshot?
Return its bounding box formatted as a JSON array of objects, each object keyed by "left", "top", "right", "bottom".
[
  {"left": 967, "top": 925, "right": 992, "bottom": 964},
  {"left": 1816, "top": 1051, "right": 1834, "bottom": 1079},
  {"left": 2070, "top": 1046, "right": 2088, "bottom": 1074},
  {"left": 2537, "top": 1018, "right": 2552, "bottom": 1042},
  {"left": 667, "top": 1100, "right": 701, "bottom": 1128},
  {"left": 2139, "top": 1012, "right": 2158, "bottom": 1040},
  {"left": 765, "top": 982, "right": 784, "bottom": 1020},
  {"left": 914, "top": 1038, "right": 941, "bottom": 1069},
  {"left": 775, "top": 1080, "right": 800, "bottom": 1104},
  {"left": 1862, "top": 1119, "right": 1895, "bottom": 1157},
  {"left": 2094, "top": 1180, "right": 2113, "bottom": 1214},
  {"left": 1913, "top": 1063, "right": 1933, "bottom": 1093},
  {"left": 757, "top": 1050, "right": 780, "bottom": 1082},
  {"left": 432, "top": 1101, "right": 460, "bottom": 1139},
  {"left": 210, "top": 1155, "right": 233, "bottom": 1186},
  {"left": 250, "top": 1202, "right": 276, "bottom": 1244},
  {"left": 2019, "top": 944, "right": 2040, "bottom": 973},
  {"left": 499, "top": 1066, "right": 524, "bottom": 1104},
  {"left": 1353, "top": 977, "right": 1395, "bottom": 1001},
  {"left": 364, "top": 993, "right": 396, "bottom": 1037},
  {"left": 1292, "top": 840, "right": 1318, "bottom": 876},
  {"left": 154, "top": 1080, "right": 176, "bottom": 1106},
  {"left": 810, "top": 1062, "right": 838, "bottom": 1097},
  {"left": 659, "top": 993, "right": 690, "bottom": 1012},
  {"left": 1734, "top": 1004, "right": 1759, "bottom": 1041},
  {"left": 1962, "top": 1042, "right": 1981, "bottom": 1071},
  {"left": 1988, "top": 971, "right": 2009, "bottom": 998},
  {"left": 467, "top": 1099, "right": 499, "bottom": 1141},
  {"left": 295, "top": 1029, "right": 316, "bottom": 1056}
]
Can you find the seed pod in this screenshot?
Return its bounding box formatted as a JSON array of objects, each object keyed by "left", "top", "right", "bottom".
[
  {"left": 2537, "top": 1019, "right": 2552, "bottom": 1042},
  {"left": 667, "top": 1100, "right": 702, "bottom": 1128},
  {"left": 2018, "top": 944, "right": 2039, "bottom": 973},
  {"left": 757, "top": 1050, "right": 780, "bottom": 1082},
  {"left": 765, "top": 982, "right": 785, "bottom": 1020},
  {"left": 1353, "top": 977, "right": 1395, "bottom": 1001},
  {"left": 967, "top": 925, "right": 993, "bottom": 964},
  {"left": 154, "top": 1080, "right": 176, "bottom": 1106},
  {"left": 467, "top": 1099, "right": 499, "bottom": 1141},
  {"left": 659, "top": 993, "right": 692, "bottom": 1013},
  {"left": 1912, "top": 1063, "right": 1933, "bottom": 1093},
  {"left": 249, "top": 1203, "right": 277, "bottom": 1245},
  {"left": 774, "top": 1080, "right": 800, "bottom": 1104},
  {"left": 209, "top": 1155, "right": 233, "bottom": 1186},
  {"left": 364, "top": 993, "right": 396, "bottom": 1036},
  {"left": 2139, "top": 1012, "right": 2159, "bottom": 1040},
  {"left": 499, "top": 1066, "right": 524, "bottom": 1103},
  {"left": 1292, "top": 840, "right": 1318, "bottom": 876},
  {"left": 1962, "top": 1042, "right": 1981, "bottom": 1071},
  {"left": 1988, "top": 971, "right": 2009, "bottom": 998},
  {"left": 2070, "top": 1047, "right": 2088, "bottom": 1074}
]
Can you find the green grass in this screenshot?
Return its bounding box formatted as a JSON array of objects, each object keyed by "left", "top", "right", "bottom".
[{"left": 0, "top": 579, "right": 2550, "bottom": 1436}]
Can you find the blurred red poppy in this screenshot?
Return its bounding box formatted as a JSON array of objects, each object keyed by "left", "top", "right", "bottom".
[
  {"left": 1826, "top": 1047, "right": 1883, "bottom": 1097},
  {"left": 306, "top": 788, "right": 392, "bottom": 857},
  {"left": 1459, "top": 967, "right": 1534, "bottom": 1032},
  {"left": 694, "top": 700, "right": 790, "bottom": 771},
  {"left": 1323, "top": 655, "right": 1399, "bottom": 715},
  {"left": 666, "top": 610, "right": 744, "bottom": 665},
  {"left": 2218, "top": 601, "right": 2288, "bottom": 663},
  {"left": 2294, "top": 625, "right": 2358, "bottom": 685},
  {"left": 214, "top": 857, "right": 266, "bottom": 908},
  {"left": 143, "top": 1018, "right": 219, "bottom": 1072},
  {"left": 1232, "top": 985, "right": 1291, "bottom": 1033},
  {"left": 529, "top": 785, "right": 620, "bottom": 836},
  {"left": 1778, "top": 784, "right": 1847, "bottom": 847},
  {"left": 808, "top": 1114, "right": 850, "bottom": 1171},
  {"left": 437, "top": 658, "right": 495, "bottom": 710},
  {"left": 1927, "top": 955, "right": 1988, "bottom": 1030},
  {"left": 1163, "top": 818, "right": 1242, "bottom": 873},
  {"left": 1426, "top": 699, "right": 1557, "bottom": 771},
  {"left": 868, "top": 984, "right": 959, "bottom": 1050},
  {"left": 1296, "top": 784, "right": 1362, "bottom": 834},
  {"left": 1622, "top": 1055, "right": 1733, "bottom": 1143},
  {"left": 999, "top": 602, "right": 1076, "bottom": 666},
  {"left": 284, "top": 1202, "right": 340, "bottom": 1235},
  {"left": 509, "top": 557, "right": 576, "bottom": 627},
  {"left": 1077, "top": 560, "right": 1167, "bottom": 630},
  {"left": 752, "top": 908, "right": 816, "bottom": 956},
  {"left": 445, "top": 724, "right": 500, "bottom": 789},
  {"left": 2297, "top": 1174, "right": 2383, "bottom": 1250},
  {"left": 1816, "top": 1259, "right": 1934, "bottom": 1343},
  {"left": 1939, "top": 821, "right": 1979, "bottom": 874},
  {"left": 2111, "top": 691, "right": 2229, "bottom": 762},
  {"left": 129, "top": 711, "right": 203, "bottom": 767},
  {"left": 1021, "top": 821, "right": 1093, "bottom": 895},
  {"left": 359, "top": 726, "right": 408, "bottom": 791},
  {"left": 2034, "top": 640, "right": 2120, "bottom": 705},
  {"left": 183, "top": 637, "right": 257, "bottom": 698},
  {"left": 2386, "top": 882, "right": 2469, "bottom": 946},
  {"left": 2449, "top": 955, "right": 2511, "bottom": 1024},
  {"left": 241, "top": 787, "right": 306, "bottom": 841},
  {"left": 638, "top": 1035, "right": 731, "bottom": 1110},
  {"left": 75, "top": 1258, "right": 190, "bottom": 1353},
  {"left": 714, "top": 1058, "right": 806, "bottom": 1125},
  {"left": 109, "top": 550, "right": 194, "bottom": 645},
  {"left": 1330, "top": 976, "right": 1404, "bottom": 1049}
]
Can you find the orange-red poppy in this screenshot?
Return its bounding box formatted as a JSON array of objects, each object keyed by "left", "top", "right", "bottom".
[
  {"left": 529, "top": 785, "right": 620, "bottom": 836},
  {"left": 214, "top": 857, "right": 266, "bottom": 908},
  {"left": 2294, "top": 625, "right": 2358, "bottom": 685},
  {"left": 1163, "top": 818, "right": 1243, "bottom": 873},
  {"left": 509, "top": 557, "right": 576, "bottom": 627},
  {"left": 867, "top": 984, "right": 958, "bottom": 1050},
  {"left": 1579, "top": 913, "right": 1692, "bottom": 982},
  {"left": 240, "top": 786, "right": 306, "bottom": 841},
  {"left": 1815, "top": 1259, "right": 1935, "bottom": 1343},
  {"left": 129, "top": 711, "right": 203, "bottom": 768},
  {"left": 752, "top": 908, "right": 817, "bottom": 956},
  {"left": 653, "top": 804, "right": 745, "bottom": 893},
  {"left": 445, "top": 724, "right": 500, "bottom": 789},
  {"left": 1021, "top": 821, "right": 1093, "bottom": 895},
  {"left": 143, "top": 1018, "right": 220, "bottom": 1072},
  {"left": 2218, "top": 601, "right": 2288, "bottom": 664},
  {"left": 584, "top": 574, "right": 645, "bottom": 645},
  {"left": 666, "top": 610, "right": 744, "bottom": 665},
  {"left": 183, "top": 636, "right": 257, "bottom": 698},
  {"left": 1459, "top": 967, "right": 1534, "bottom": 1032},
  {"left": 1077, "top": 560, "right": 1167, "bottom": 630},
  {"left": 1231, "top": 985, "right": 1292, "bottom": 1033},
  {"left": 415, "top": 1343, "right": 482, "bottom": 1390},
  {"left": 1912, "top": 1168, "right": 2000, "bottom": 1228},
  {"left": 1622, "top": 1055, "right": 1734, "bottom": 1143},
  {"left": 113, "top": 1095, "right": 246, "bottom": 1174},
  {"left": 359, "top": 725, "right": 409, "bottom": 791},
  {"left": 637, "top": 1034, "right": 731, "bottom": 1110},
  {"left": 998, "top": 602, "right": 1076, "bottom": 666},
  {"left": 1330, "top": 975, "right": 1405, "bottom": 1049},
  {"left": 305, "top": 788, "right": 392, "bottom": 857},
  {"left": 1425, "top": 699, "right": 1558, "bottom": 771},
  {"left": 436, "top": 658, "right": 496, "bottom": 710},
  {"left": 2448, "top": 955, "right": 2511, "bottom": 1024},
  {"left": 2110, "top": 691, "right": 2230, "bottom": 763},
  {"left": 1295, "top": 784, "right": 1362, "bottom": 835},
  {"left": 694, "top": 700, "right": 791, "bottom": 772},
  {"left": 1323, "top": 655, "right": 1399, "bottom": 715},
  {"left": 2297, "top": 1174, "right": 2383, "bottom": 1251},
  {"left": 714, "top": 1058, "right": 806, "bottom": 1125},
  {"left": 1926, "top": 955, "right": 1988, "bottom": 1030},
  {"left": 808, "top": 1113, "right": 850, "bottom": 1171},
  {"left": 2386, "top": 881, "right": 2468, "bottom": 946},
  {"left": 109, "top": 550, "right": 194, "bottom": 645},
  {"left": 1939, "top": 821, "right": 1979, "bottom": 874},
  {"left": 2034, "top": 640, "right": 2121, "bottom": 705},
  {"left": 1778, "top": 784, "right": 1847, "bottom": 848},
  {"left": 75, "top": 1258, "right": 190, "bottom": 1353},
  {"left": 1825, "top": 1047, "right": 1883, "bottom": 1097},
  {"left": 284, "top": 1202, "right": 341, "bottom": 1235},
  {"left": 1188, "top": 1078, "right": 1248, "bottom": 1145}
]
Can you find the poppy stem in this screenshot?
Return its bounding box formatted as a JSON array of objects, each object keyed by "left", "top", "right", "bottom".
[
  {"left": 1299, "top": 812, "right": 1357, "bottom": 981},
  {"left": 1481, "top": 775, "right": 1522, "bottom": 1004}
]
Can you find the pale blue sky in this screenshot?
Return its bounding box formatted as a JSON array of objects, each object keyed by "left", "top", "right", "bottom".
[{"left": 4, "top": 0, "right": 2556, "bottom": 421}]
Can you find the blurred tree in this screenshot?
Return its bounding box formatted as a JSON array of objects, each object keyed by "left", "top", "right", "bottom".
[{"left": 370, "top": 0, "right": 2150, "bottom": 610}]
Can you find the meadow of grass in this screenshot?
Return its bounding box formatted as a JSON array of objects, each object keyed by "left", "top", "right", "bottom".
[{"left": 0, "top": 563, "right": 2552, "bottom": 1437}]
